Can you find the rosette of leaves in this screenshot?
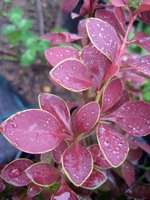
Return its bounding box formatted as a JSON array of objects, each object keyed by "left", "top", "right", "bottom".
[{"left": 0, "top": 0, "right": 150, "bottom": 199}]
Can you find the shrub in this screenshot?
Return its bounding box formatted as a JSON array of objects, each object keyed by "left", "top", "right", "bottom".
[{"left": 0, "top": 0, "right": 150, "bottom": 199}]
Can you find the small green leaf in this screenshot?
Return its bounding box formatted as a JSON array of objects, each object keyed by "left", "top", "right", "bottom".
[
  {"left": 21, "top": 49, "right": 36, "bottom": 67},
  {"left": 37, "top": 40, "right": 49, "bottom": 53},
  {"left": 8, "top": 7, "right": 23, "bottom": 24},
  {"left": 2, "top": 25, "right": 16, "bottom": 35},
  {"left": 18, "top": 19, "right": 32, "bottom": 31}
]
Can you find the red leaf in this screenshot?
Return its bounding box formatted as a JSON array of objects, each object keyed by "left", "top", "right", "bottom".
[
  {"left": 130, "top": 32, "right": 150, "bottom": 53},
  {"left": 62, "top": 142, "right": 93, "bottom": 186},
  {"left": 81, "top": 44, "right": 111, "bottom": 89},
  {"left": 127, "top": 148, "right": 143, "bottom": 164},
  {"left": 88, "top": 144, "right": 111, "bottom": 169},
  {"left": 72, "top": 102, "right": 100, "bottom": 137},
  {"left": 121, "top": 161, "right": 135, "bottom": 186},
  {"left": 108, "top": 90, "right": 129, "bottom": 113},
  {"left": 103, "top": 64, "right": 119, "bottom": 82},
  {"left": 96, "top": 9, "right": 124, "bottom": 34},
  {"left": 52, "top": 182, "right": 79, "bottom": 200},
  {"left": 130, "top": 55, "right": 150, "bottom": 78},
  {"left": 111, "top": 101, "right": 150, "bottom": 136},
  {"left": 25, "top": 163, "right": 59, "bottom": 187},
  {"left": 135, "top": 141, "right": 150, "bottom": 154},
  {"left": 81, "top": 168, "right": 107, "bottom": 189},
  {"left": 97, "top": 123, "right": 129, "bottom": 167},
  {"left": 52, "top": 140, "right": 68, "bottom": 164},
  {"left": 101, "top": 78, "right": 123, "bottom": 113},
  {"left": 114, "top": 7, "right": 126, "bottom": 32},
  {"left": 138, "top": 11, "right": 150, "bottom": 24},
  {"left": 50, "top": 59, "right": 92, "bottom": 92},
  {"left": 39, "top": 93, "right": 71, "bottom": 132},
  {"left": 110, "top": 0, "right": 127, "bottom": 7},
  {"left": 45, "top": 46, "right": 79, "bottom": 67},
  {"left": 86, "top": 18, "right": 119, "bottom": 61},
  {"left": 27, "top": 184, "right": 42, "bottom": 198},
  {"left": 0, "top": 109, "right": 65, "bottom": 153},
  {"left": 61, "top": 0, "right": 79, "bottom": 13},
  {"left": 42, "top": 32, "right": 81, "bottom": 46},
  {"left": 1, "top": 159, "right": 33, "bottom": 187}
]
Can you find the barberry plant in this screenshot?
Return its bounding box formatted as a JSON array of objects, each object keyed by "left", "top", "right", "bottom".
[{"left": 0, "top": 0, "right": 150, "bottom": 199}]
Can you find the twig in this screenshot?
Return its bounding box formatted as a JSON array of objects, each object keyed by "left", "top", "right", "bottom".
[{"left": 36, "top": 0, "right": 44, "bottom": 35}]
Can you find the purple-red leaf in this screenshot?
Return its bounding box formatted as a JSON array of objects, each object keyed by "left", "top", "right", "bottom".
[
  {"left": 42, "top": 32, "right": 81, "bottom": 46},
  {"left": 50, "top": 59, "right": 92, "bottom": 92},
  {"left": 103, "top": 64, "right": 119, "bottom": 82},
  {"left": 81, "top": 44, "right": 111, "bottom": 89},
  {"left": 45, "top": 46, "right": 79, "bottom": 67},
  {"left": 61, "top": 0, "right": 79, "bottom": 13},
  {"left": 81, "top": 168, "right": 107, "bottom": 189},
  {"left": 27, "top": 184, "right": 42, "bottom": 198},
  {"left": 25, "top": 163, "right": 59, "bottom": 187},
  {"left": 138, "top": 11, "right": 150, "bottom": 24},
  {"left": 52, "top": 182, "right": 79, "bottom": 200},
  {"left": 88, "top": 144, "right": 111, "bottom": 169},
  {"left": 72, "top": 102, "right": 100, "bottom": 136},
  {"left": 110, "top": 0, "right": 127, "bottom": 7},
  {"left": 97, "top": 123, "right": 129, "bottom": 167},
  {"left": 1, "top": 159, "right": 33, "bottom": 187},
  {"left": 130, "top": 56, "right": 150, "bottom": 78},
  {"left": 130, "top": 32, "right": 150, "bottom": 53},
  {"left": 96, "top": 9, "right": 123, "bottom": 34},
  {"left": 121, "top": 161, "right": 135, "bottom": 186},
  {"left": 62, "top": 142, "right": 93, "bottom": 186},
  {"left": 39, "top": 93, "right": 71, "bottom": 132},
  {"left": 135, "top": 141, "right": 150, "bottom": 154},
  {"left": 111, "top": 101, "right": 150, "bottom": 136},
  {"left": 101, "top": 78, "right": 123, "bottom": 113},
  {"left": 127, "top": 148, "right": 143, "bottom": 164},
  {"left": 114, "top": 7, "right": 126, "bottom": 31},
  {"left": 86, "top": 18, "right": 119, "bottom": 61},
  {"left": 52, "top": 140, "right": 68, "bottom": 164},
  {"left": 0, "top": 109, "right": 65, "bottom": 153}
]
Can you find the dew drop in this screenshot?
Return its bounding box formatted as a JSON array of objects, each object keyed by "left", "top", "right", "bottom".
[{"left": 104, "top": 141, "right": 109, "bottom": 147}]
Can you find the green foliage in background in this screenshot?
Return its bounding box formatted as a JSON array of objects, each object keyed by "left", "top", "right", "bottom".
[{"left": 2, "top": 7, "right": 49, "bottom": 67}]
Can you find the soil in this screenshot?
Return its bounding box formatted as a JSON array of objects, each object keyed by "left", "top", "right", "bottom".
[{"left": 0, "top": 0, "right": 72, "bottom": 105}]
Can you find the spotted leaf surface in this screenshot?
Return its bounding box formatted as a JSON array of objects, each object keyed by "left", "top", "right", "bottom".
[
  {"left": 73, "top": 102, "right": 100, "bottom": 136},
  {"left": 130, "top": 56, "right": 150, "bottom": 78},
  {"left": 45, "top": 47, "right": 79, "bottom": 67},
  {"left": 82, "top": 168, "right": 107, "bottom": 189},
  {"left": 81, "top": 44, "right": 111, "bottom": 89},
  {"left": 101, "top": 78, "right": 123, "bottom": 113},
  {"left": 52, "top": 140, "right": 68, "bottom": 164},
  {"left": 96, "top": 9, "right": 123, "bottom": 34},
  {"left": 86, "top": 18, "right": 119, "bottom": 60},
  {"left": 52, "top": 182, "right": 79, "bottom": 200},
  {"left": 1, "top": 159, "right": 33, "bottom": 187},
  {"left": 62, "top": 142, "right": 93, "bottom": 186},
  {"left": 50, "top": 59, "right": 92, "bottom": 92},
  {"left": 88, "top": 145, "right": 111, "bottom": 169},
  {"left": 114, "top": 7, "right": 126, "bottom": 31},
  {"left": 61, "top": 0, "right": 79, "bottom": 13},
  {"left": 121, "top": 161, "right": 135, "bottom": 186},
  {"left": 25, "top": 163, "right": 59, "bottom": 187},
  {"left": 0, "top": 109, "right": 65, "bottom": 153},
  {"left": 111, "top": 101, "right": 150, "bottom": 136},
  {"left": 97, "top": 123, "right": 129, "bottom": 167},
  {"left": 27, "top": 184, "right": 42, "bottom": 198},
  {"left": 39, "top": 93, "right": 71, "bottom": 132}
]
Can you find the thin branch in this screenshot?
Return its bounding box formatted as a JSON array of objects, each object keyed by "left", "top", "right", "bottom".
[{"left": 36, "top": 0, "right": 44, "bottom": 35}]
